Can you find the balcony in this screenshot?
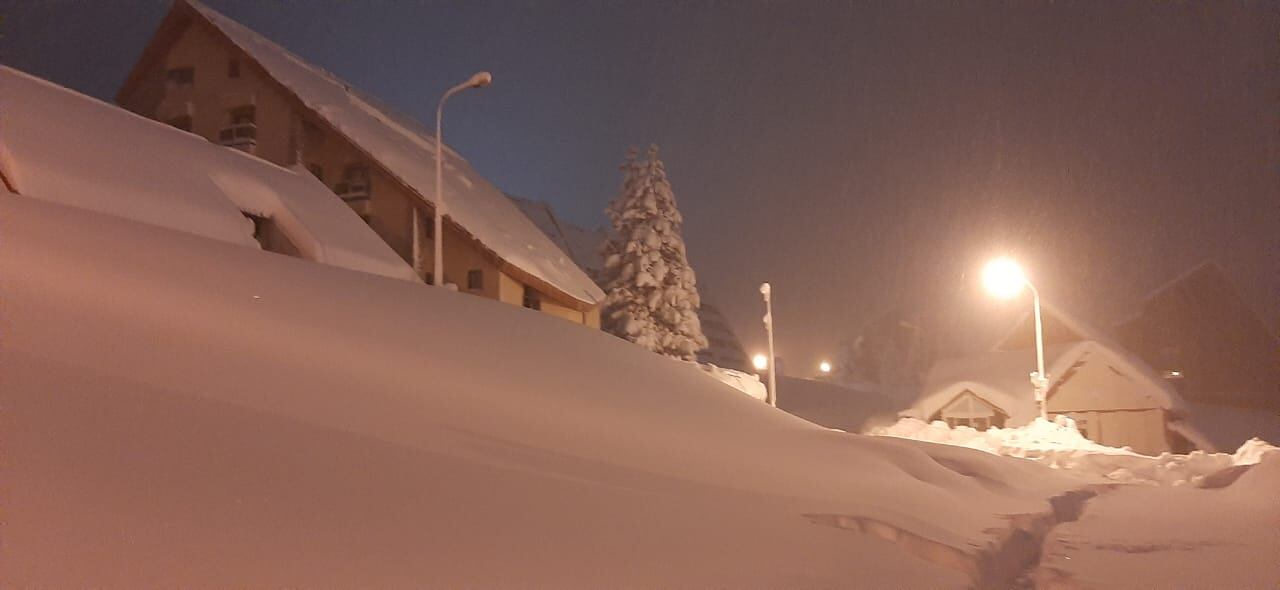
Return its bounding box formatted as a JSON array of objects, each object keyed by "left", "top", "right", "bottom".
[{"left": 217, "top": 122, "right": 257, "bottom": 152}]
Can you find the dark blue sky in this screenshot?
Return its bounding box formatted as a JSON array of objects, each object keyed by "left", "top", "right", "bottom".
[{"left": 4, "top": 0, "right": 1277, "bottom": 369}]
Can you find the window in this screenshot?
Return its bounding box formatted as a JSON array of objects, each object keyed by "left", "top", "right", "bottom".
[
  {"left": 165, "top": 66, "right": 194, "bottom": 87},
  {"left": 228, "top": 59, "right": 240, "bottom": 78},
  {"left": 522, "top": 286, "right": 541, "bottom": 310},
  {"left": 335, "top": 164, "right": 372, "bottom": 217},
  {"left": 467, "top": 269, "right": 483, "bottom": 291},
  {"left": 423, "top": 272, "right": 434, "bottom": 286},
  {"left": 218, "top": 105, "right": 257, "bottom": 151},
  {"left": 167, "top": 115, "right": 192, "bottom": 132}
]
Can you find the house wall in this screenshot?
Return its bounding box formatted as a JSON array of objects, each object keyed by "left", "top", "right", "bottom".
[
  {"left": 118, "top": 19, "right": 599, "bottom": 327},
  {"left": 1051, "top": 408, "right": 1168, "bottom": 455},
  {"left": 1047, "top": 358, "right": 1171, "bottom": 454},
  {"left": 1047, "top": 357, "right": 1164, "bottom": 412}
]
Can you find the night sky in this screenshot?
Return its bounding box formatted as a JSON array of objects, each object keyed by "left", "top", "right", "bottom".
[{"left": 4, "top": 0, "right": 1276, "bottom": 371}]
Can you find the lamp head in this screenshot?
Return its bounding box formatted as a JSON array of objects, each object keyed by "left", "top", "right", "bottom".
[
  {"left": 752, "top": 354, "right": 769, "bottom": 371},
  {"left": 759, "top": 282, "right": 771, "bottom": 296},
  {"left": 467, "top": 71, "right": 493, "bottom": 88},
  {"left": 983, "top": 257, "right": 1027, "bottom": 299}
]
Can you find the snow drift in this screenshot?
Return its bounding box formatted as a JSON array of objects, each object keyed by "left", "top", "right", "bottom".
[
  {"left": 872, "top": 417, "right": 1277, "bottom": 487},
  {"left": 3, "top": 194, "right": 1092, "bottom": 588}
]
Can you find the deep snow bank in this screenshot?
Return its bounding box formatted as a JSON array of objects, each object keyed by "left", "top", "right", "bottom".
[
  {"left": 1036, "top": 453, "right": 1280, "bottom": 589},
  {"left": 1, "top": 195, "right": 1085, "bottom": 588},
  {"left": 871, "top": 417, "right": 1278, "bottom": 487}
]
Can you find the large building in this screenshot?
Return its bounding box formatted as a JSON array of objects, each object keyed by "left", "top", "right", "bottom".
[
  {"left": 117, "top": 0, "right": 603, "bottom": 326},
  {"left": 1115, "top": 262, "right": 1279, "bottom": 411},
  {"left": 1, "top": 66, "right": 416, "bottom": 283}
]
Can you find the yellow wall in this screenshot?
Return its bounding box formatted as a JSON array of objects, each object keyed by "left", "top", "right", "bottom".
[
  {"left": 120, "top": 19, "right": 599, "bottom": 327},
  {"left": 1048, "top": 356, "right": 1163, "bottom": 412},
  {"left": 1051, "top": 408, "right": 1169, "bottom": 455}
]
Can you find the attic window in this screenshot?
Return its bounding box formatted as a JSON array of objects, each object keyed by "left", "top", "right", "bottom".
[
  {"left": 166, "top": 66, "right": 194, "bottom": 87},
  {"left": 167, "top": 115, "right": 192, "bottom": 132},
  {"left": 467, "top": 269, "right": 483, "bottom": 291},
  {"left": 228, "top": 59, "right": 241, "bottom": 78},
  {"left": 522, "top": 286, "right": 541, "bottom": 310},
  {"left": 335, "top": 164, "right": 372, "bottom": 218}
]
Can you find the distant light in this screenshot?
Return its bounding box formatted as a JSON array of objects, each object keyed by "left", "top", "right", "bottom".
[
  {"left": 752, "top": 354, "right": 769, "bottom": 371},
  {"left": 983, "top": 257, "right": 1027, "bottom": 299},
  {"left": 1163, "top": 369, "right": 1184, "bottom": 379},
  {"left": 819, "top": 361, "right": 832, "bottom": 374}
]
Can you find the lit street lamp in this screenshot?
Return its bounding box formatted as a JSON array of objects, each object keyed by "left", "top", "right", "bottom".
[
  {"left": 818, "top": 360, "right": 832, "bottom": 375},
  {"left": 752, "top": 354, "right": 769, "bottom": 372},
  {"left": 415, "top": 71, "right": 493, "bottom": 285},
  {"left": 982, "top": 257, "right": 1049, "bottom": 421},
  {"left": 760, "top": 282, "right": 778, "bottom": 407}
]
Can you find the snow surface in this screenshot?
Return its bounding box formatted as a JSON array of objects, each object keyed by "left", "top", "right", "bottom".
[
  {"left": 3, "top": 193, "right": 1093, "bottom": 588},
  {"left": 777, "top": 377, "right": 902, "bottom": 434},
  {"left": 0, "top": 66, "right": 418, "bottom": 282},
  {"left": 696, "top": 362, "right": 768, "bottom": 401},
  {"left": 1037, "top": 453, "right": 1280, "bottom": 589},
  {"left": 187, "top": 1, "right": 603, "bottom": 305},
  {"left": 872, "top": 417, "right": 1278, "bottom": 487}
]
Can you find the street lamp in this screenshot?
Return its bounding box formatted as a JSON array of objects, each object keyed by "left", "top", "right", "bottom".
[
  {"left": 982, "top": 256, "right": 1049, "bottom": 421},
  {"left": 415, "top": 71, "right": 493, "bottom": 285},
  {"left": 752, "top": 354, "right": 769, "bottom": 371},
  {"left": 819, "top": 360, "right": 832, "bottom": 375},
  {"left": 760, "top": 282, "right": 778, "bottom": 407}
]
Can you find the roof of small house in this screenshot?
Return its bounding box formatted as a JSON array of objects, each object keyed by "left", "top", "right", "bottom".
[
  {"left": 0, "top": 66, "right": 418, "bottom": 282},
  {"left": 915, "top": 338, "right": 1191, "bottom": 427},
  {"left": 121, "top": 0, "right": 603, "bottom": 307}
]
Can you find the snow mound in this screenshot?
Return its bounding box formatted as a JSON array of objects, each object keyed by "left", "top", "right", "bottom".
[
  {"left": 696, "top": 363, "right": 768, "bottom": 401},
  {"left": 871, "top": 417, "right": 1278, "bottom": 487},
  {"left": 4, "top": 194, "right": 1090, "bottom": 588}
]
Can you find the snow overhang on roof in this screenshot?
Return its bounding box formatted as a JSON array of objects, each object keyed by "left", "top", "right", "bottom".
[
  {"left": 2, "top": 66, "right": 418, "bottom": 282},
  {"left": 915, "top": 339, "right": 1190, "bottom": 426},
  {"left": 159, "top": 0, "right": 603, "bottom": 307}
]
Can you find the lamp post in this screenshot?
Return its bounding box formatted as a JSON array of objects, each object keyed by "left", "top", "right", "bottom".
[
  {"left": 760, "top": 282, "right": 778, "bottom": 407},
  {"left": 414, "top": 71, "right": 493, "bottom": 285},
  {"left": 982, "top": 257, "right": 1049, "bottom": 421}
]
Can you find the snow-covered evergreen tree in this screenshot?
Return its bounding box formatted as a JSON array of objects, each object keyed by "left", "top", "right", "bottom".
[{"left": 600, "top": 146, "right": 708, "bottom": 360}]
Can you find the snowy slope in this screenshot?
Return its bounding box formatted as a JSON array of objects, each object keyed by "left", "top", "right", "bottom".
[
  {"left": 1, "top": 193, "right": 1091, "bottom": 588},
  {"left": 1037, "top": 453, "right": 1280, "bottom": 588},
  {"left": 186, "top": 1, "right": 603, "bottom": 305},
  {"left": 0, "top": 66, "right": 417, "bottom": 282}
]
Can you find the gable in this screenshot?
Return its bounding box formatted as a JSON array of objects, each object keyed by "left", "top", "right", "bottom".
[
  {"left": 1047, "top": 354, "right": 1161, "bottom": 412},
  {"left": 996, "top": 307, "right": 1087, "bottom": 351},
  {"left": 937, "top": 390, "right": 1008, "bottom": 419}
]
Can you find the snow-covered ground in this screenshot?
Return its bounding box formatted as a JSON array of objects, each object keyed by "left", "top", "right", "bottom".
[
  {"left": 1038, "top": 453, "right": 1280, "bottom": 589},
  {"left": 871, "top": 416, "right": 1277, "bottom": 487},
  {"left": 4, "top": 193, "right": 1095, "bottom": 588}
]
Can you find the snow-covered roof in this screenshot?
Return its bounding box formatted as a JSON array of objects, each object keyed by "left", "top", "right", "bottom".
[
  {"left": 177, "top": 0, "right": 603, "bottom": 306},
  {"left": 0, "top": 66, "right": 418, "bottom": 282},
  {"left": 915, "top": 339, "right": 1190, "bottom": 426}
]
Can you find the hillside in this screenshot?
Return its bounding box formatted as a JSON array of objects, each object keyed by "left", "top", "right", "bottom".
[{"left": 0, "top": 193, "right": 1089, "bottom": 588}]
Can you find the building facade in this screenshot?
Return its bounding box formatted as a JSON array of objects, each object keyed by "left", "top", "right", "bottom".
[{"left": 118, "top": 0, "right": 602, "bottom": 327}]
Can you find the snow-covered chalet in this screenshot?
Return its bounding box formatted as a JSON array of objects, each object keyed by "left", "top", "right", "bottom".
[
  {"left": 909, "top": 303, "right": 1211, "bottom": 455},
  {"left": 116, "top": 0, "right": 604, "bottom": 326}
]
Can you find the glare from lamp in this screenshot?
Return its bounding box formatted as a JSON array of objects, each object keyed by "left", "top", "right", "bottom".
[
  {"left": 983, "top": 256, "right": 1028, "bottom": 299},
  {"left": 819, "top": 361, "right": 832, "bottom": 374},
  {"left": 752, "top": 354, "right": 769, "bottom": 371}
]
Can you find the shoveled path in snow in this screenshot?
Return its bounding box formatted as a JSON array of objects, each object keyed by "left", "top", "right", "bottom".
[{"left": 1033, "top": 454, "right": 1280, "bottom": 589}]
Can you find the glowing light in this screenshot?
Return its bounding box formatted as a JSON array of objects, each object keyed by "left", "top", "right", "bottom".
[
  {"left": 982, "top": 257, "right": 1027, "bottom": 299},
  {"left": 819, "top": 361, "right": 832, "bottom": 374},
  {"left": 752, "top": 354, "right": 769, "bottom": 371}
]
